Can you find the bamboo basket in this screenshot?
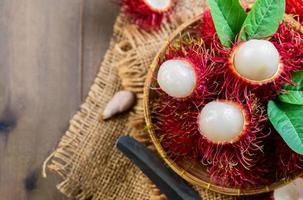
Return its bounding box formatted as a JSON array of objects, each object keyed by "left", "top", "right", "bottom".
[{"left": 143, "top": 14, "right": 303, "bottom": 196}]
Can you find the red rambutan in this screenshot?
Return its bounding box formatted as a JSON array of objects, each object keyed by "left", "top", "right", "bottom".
[
  {"left": 200, "top": 9, "right": 216, "bottom": 46},
  {"left": 151, "top": 97, "right": 200, "bottom": 158},
  {"left": 229, "top": 40, "right": 283, "bottom": 86},
  {"left": 204, "top": 112, "right": 278, "bottom": 188},
  {"left": 275, "top": 134, "right": 303, "bottom": 179},
  {"left": 222, "top": 23, "right": 303, "bottom": 101},
  {"left": 157, "top": 58, "right": 201, "bottom": 99},
  {"left": 286, "top": 0, "right": 303, "bottom": 20},
  {"left": 208, "top": 153, "right": 274, "bottom": 188},
  {"left": 120, "top": 0, "right": 174, "bottom": 29},
  {"left": 197, "top": 94, "right": 270, "bottom": 170},
  {"left": 155, "top": 39, "right": 217, "bottom": 101}
]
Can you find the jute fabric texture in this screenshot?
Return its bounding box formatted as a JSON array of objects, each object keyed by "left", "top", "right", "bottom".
[{"left": 44, "top": 0, "right": 275, "bottom": 199}]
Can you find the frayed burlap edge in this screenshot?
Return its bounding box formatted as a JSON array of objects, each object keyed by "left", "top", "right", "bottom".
[
  {"left": 43, "top": 13, "right": 150, "bottom": 200},
  {"left": 42, "top": 1, "right": 211, "bottom": 200}
]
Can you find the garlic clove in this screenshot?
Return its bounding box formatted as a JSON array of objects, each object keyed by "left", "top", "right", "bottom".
[
  {"left": 274, "top": 178, "right": 303, "bottom": 200},
  {"left": 198, "top": 101, "right": 245, "bottom": 144},
  {"left": 157, "top": 59, "right": 197, "bottom": 98},
  {"left": 143, "top": 0, "right": 172, "bottom": 12},
  {"left": 234, "top": 39, "right": 280, "bottom": 82},
  {"left": 102, "top": 90, "right": 136, "bottom": 120}
]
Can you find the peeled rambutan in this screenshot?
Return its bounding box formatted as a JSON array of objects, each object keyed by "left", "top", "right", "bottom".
[
  {"left": 198, "top": 100, "right": 247, "bottom": 145},
  {"left": 221, "top": 23, "right": 303, "bottom": 101},
  {"left": 229, "top": 39, "right": 283, "bottom": 86},
  {"left": 204, "top": 109, "right": 277, "bottom": 188},
  {"left": 157, "top": 58, "right": 199, "bottom": 99},
  {"left": 155, "top": 40, "right": 217, "bottom": 101},
  {"left": 197, "top": 94, "right": 270, "bottom": 171},
  {"left": 120, "top": 0, "right": 174, "bottom": 29}
]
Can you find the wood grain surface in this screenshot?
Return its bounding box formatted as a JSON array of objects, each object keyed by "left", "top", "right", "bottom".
[{"left": 0, "top": 0, "right": 118, "bottom": 199}]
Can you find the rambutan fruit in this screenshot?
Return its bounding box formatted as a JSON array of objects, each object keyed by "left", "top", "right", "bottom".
[
  {"left": 229, "top": 39, "right": 282, "bottom": 85},
  {"left": 202, "top": 101, "right": 276, "bottom": 188},
  {"left": 221, "top": 23, "right": 303, "bottom": 101},
  {"left": 271, "top": 24, "right": 303, "bottom": 78},
  {"left": 198, "top": 100, "right": 247, "bottom": 144},
  {"left": 120, "top": 0, "right": 173, "bottom": 29},
  {"left": 156, "top": 39, "right": 215, "bottom": 100},
  {"left": 157, "top": 58, "right": 198, "bottom": 99},
  {"left": 197, "top": 94, "right": 270, "bottom": 171}
]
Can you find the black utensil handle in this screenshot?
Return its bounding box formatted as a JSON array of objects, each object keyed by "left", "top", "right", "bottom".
[{"left": 116, "top": 136, "right": 202, "bottom": 200}]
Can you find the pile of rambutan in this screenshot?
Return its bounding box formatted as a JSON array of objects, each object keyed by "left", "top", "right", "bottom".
[{"left": 148, "top": 0, "right": 303, "bottom": 189}]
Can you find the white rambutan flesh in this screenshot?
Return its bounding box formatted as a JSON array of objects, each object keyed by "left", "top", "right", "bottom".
[
  {"left": 143, "top": 0, "right": 172, "bottom": 12},
  {"left": 233, "top": 39, "right": 281, "bottom": 82},
  {"left": 157, "top": 59, "right": 197, "bottom": 98},
  {"left": 198, "top": 101, "right": 245, "bottom": 144}
]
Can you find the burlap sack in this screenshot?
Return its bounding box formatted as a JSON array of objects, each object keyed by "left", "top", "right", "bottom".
[{"left": 44, "top": 0, "right": 275, "bottom": 199}]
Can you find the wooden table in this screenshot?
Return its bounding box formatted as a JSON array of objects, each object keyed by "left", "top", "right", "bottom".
[{"left": 0, "top": 1, "right": 118, "bottom": 199}]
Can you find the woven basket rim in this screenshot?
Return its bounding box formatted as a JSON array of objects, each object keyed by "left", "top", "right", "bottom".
[{"left": 143, "top": 14, "right": 303, "bottom": 196}]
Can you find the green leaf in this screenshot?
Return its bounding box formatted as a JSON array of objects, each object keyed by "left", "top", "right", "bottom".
[
  {"left": 278, "top": 71, "right": 303, "bottom": 105},
  {"left": 278, "top": 91, "right": 303, "bottom": 105},
  {"left": 240, "top": 0, "right": 285, "bottom": 41},
  {"left": 217, "top": 0, "right": 247, "bottom": 36},
  {"left": 283, "top": 70, "right": 303, "bottom": 91},
  {"left": 208, "top": 0, "right": 247, "bottom": 47},
  {"left": 268, "top": 100, "right": 303, "bottom": 155}
]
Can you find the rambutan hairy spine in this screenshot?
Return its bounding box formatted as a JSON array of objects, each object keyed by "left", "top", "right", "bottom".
[
  {"left": 275, "top": 134, "right": 303, "bottom": 179},
  {"left": 200, "top": 9, "right": 216, "bottom": 47},
  {"left": 286, "top": 0, "right": 303, "bottom": 21}
]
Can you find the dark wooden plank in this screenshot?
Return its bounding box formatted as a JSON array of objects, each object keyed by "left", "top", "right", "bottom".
[
  {"left": 0, "top": 0, "right": 82, "bottom": 199},
  {"left": 81, "top": 0, "right": 119, "bottom": 99}
]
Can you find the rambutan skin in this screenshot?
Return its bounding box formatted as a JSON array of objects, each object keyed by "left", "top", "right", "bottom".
[
  {"left": 274, "top": 134, "right": 303, "bottom": 179},
  {"left": 286, "top": 0, "right": 303, "bottom": 21},
  {"left": 208, "top": 154, "right": 275, "bottom": 188},
  {"left": 151, "top": 97, "right": 200, "bottom": 158},
  {"left": 207, "top": 123, "right": 277, "bottom": 188},
  {"left": 120, "top": 0, "right": 174, "bottom": 29},
  {"left": 200, "top": 9, "right": 216, "bottom": 47}
]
